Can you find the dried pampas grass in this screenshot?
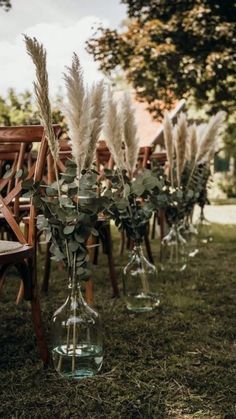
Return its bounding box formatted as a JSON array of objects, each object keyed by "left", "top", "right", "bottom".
[
  {"left": 24, "top": 35, "right": 59, "bottom": 162},
  {"left": 84, "top": 80, "right": 105, "bottom": 170},
  {"left": 188, "top": 123, "right": 198, "bottom": 164},
  {"left": 103, "top": 87, "right": 126, "bottom": 171},
  {"left": 64, "top": 54, "right": 93, "bottom": 177},
  {"left": 122, "top": 92, "right": 139, "bottom": 174},
  {"left": 163, "top": 112, "right": 174, "bottom": 186},
  {"left": 196, "top": 111, "right": 225, "bottom": 163},
  {"left": 174, "top": 112, "right": 188, "bottom": 186}
]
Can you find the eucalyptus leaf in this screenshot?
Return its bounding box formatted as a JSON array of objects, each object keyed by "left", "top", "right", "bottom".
[{"left": 63, "top": 225, "right": 75, "bottom": 235}]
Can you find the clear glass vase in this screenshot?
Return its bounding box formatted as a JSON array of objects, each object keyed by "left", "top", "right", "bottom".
[
  {"left": 160, "top": 223, "right": 187, "bottom": 271},
  {"left": 178, "top": 217, "right": 199, "bottom": 258},
  {"left": 123, "top": 244, "right": 160, "bottom": 312},
  {"left": 51, "top": 279, "right": 103, "bottom": 379},
  {"left": 195, "top": 207, "right": 213, "bottom": 244}
]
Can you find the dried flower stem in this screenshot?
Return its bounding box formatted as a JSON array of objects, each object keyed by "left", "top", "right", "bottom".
[
  {"left": 122, "top": 92, "right": 139, "bottom": 176},
  {"left": 196, "top": 111, "right": 225, "bottom": 163},
  {"left": 163, "top": 112, "right": 174, "bottom": 187},
  {"left": 103, "top": 87, "right": 126, "bottom": 171},
  {"left": 24, "top": 35, "right": 61, "bottom": 198},
  {"left": 175, "top": 113, "right": 187, "bottom": 187}
]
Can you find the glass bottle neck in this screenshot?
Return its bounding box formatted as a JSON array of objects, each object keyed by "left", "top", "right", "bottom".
[
  {"left": 132, "top": 244, "right": 144, "bottom": 256},
  {"left": 68, "top": 277, "right": 84, "bottom": 300}
]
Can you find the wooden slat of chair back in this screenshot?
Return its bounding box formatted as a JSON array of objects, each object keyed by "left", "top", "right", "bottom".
[
  {"left": 0, "top": 125, "right": 48, "bottom": 143},
  {"left": 96, "top": 142, "right": 114, "bottom": 174},
  {"left": 0, "top": 125, "right": 62, "bottom": 246},
  {"left": 136, "top": 146, "right": 152, "bottom": 170}
]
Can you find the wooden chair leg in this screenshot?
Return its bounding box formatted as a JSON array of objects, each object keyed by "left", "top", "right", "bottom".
[
  {"left": 85, "top": 235, "right": 97, "bottom": 305},
  {"left": 29, "top": 256, "right": 50, "bottom": 366},
  {"left": 119, "top": 229, "right": 125, "bottom": 256},
  {"left": 31, "top": 294, "right": 50, "bottom": 366},
  {"left": 151, "top": 212, "right": 157, "bottom": 240},
  {"left": 85, "top": 279, "right": 94, "bottom": 306},
  {"left": 41, "top": 241, "right": 51, "bottom": 293},
  {"left": 0, "top": 264, "right": 9, "bottom": 295},
  {"left": 159, "top": 209, "right": 166, "bottom": 241},
  {"left": 93, "top": 237, "right": 100, "bottom": 265},
  {"left": 104, "top": 224, "right": 119, "bottom": 297},
  {"left": 15, "top": 261, "right": 32, "bottom": 303},
  {"left": 16, "top": 281, "right": 24, "bottom": 305}
]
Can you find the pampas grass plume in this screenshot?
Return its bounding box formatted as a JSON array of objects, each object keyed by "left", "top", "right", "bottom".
[
  {"left": 24, "top": 35, "right": 59, "bottom": 161},
  {"left": 103, "top": 87, "right": 126, "bottom": 170},
  {"left": 196, "top": 111, "right": 226, "bottom": 163},
  {"left": 64, "top": 53, "right": 93, "bottom": 176},
  {"left": 122, "top": 92, "right": 139, "bottom": 174},
  {"left": 163, "top": 112, "right": 174, "bottom": 185},
  {"left": 175, "top": 112, "right": 188, "bottom": 186},
  {"left": 84, "top": 80, "right": 105, "bottom": 170}
]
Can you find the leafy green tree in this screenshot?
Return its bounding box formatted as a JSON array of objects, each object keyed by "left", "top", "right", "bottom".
[
  {"left": 87, "top": 0, "right": 236, "bottom": 119},
  {"left": 0, "top": 89, "right": 66, "bottom": 129}
]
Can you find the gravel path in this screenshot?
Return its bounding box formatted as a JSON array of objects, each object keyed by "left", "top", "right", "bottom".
[{"left": 194, "top": 205, "right": 236, "bottom": 224}]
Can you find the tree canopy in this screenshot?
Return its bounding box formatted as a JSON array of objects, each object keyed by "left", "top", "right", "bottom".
[
  {"left": 87, "top": 0, "right": 236, "bottom": 119},
  {"left": 0, "top": 89, "right": 65, "bottom": 128}
]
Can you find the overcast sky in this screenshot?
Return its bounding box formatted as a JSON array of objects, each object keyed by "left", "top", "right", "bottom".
[{"left": 0, "top": 0, "right": 126, "bottom": 97}]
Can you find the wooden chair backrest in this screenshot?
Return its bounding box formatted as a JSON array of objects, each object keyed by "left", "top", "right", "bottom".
[
  {"left": 136, "top": 146, "right": 152, "bottom": 171},
  {"left": 0, "top": 125, "right": 61, "bottom": 246},
  {"left": 45, "top": 138, "right": 151, "bottom": 182},
  {"left": 150, "top": 151, "right": 167, "bottom": 168}
]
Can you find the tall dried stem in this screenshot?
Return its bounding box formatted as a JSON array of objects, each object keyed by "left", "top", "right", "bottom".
[
  {"left": 24, "top": 35, "right": 60, "bottom": 196},
  {"left": 175, "top": 113, "right": 188, "bottom": 187},
  {"left": 122, "top": 92, "right": 139, "bottom": 176},
  {"left": 196, "top": 111, "right": 225, "bottom": 163},
  {"left": 163, "top": 112, "right": 174, "bottom": 187},
  {"left": 64, "top": 53, "right": 92, "bottom": 178},
  {"left": 103, "top": 87, "right": 126, "bottom": 171},
  {"left": 84, "top": 80, "right": 105, "bottom": 170}
]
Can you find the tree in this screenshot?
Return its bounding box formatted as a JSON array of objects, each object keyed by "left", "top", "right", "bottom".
[
  {"left": 87, "top": 0, "right": 236, "bottom": 119},
  {"left": 0, "top": 0, "right": 11, "bottom": 11},
  {"left": 0, "top": 89, "right": 66, "bottom": 128}
]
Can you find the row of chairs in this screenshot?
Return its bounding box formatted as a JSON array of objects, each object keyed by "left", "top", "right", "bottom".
[{"left": 0, "top": 125, "right": 166, "bottom": 365}]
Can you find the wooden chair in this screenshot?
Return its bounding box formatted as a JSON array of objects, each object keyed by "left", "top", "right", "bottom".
[{"left": 0, "top": 125, "right": 61, "bottom": 365}]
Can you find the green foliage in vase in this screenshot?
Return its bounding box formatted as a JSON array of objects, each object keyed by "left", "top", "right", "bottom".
[
  {"left": 150, "top": 111, "right": 225, "bottom": 225},
  {"left": 101, "top": 167, "right": 163, "bottom": 244},
  {"left": 22, "top": 161, "right": 105, "bottom": 281},
  {"left": 151, "top": 163, "right": 211, "bottom": 226}
]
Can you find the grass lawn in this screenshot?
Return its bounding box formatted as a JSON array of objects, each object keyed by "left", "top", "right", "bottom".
[{"left": 0, "top": 224, "right": 236, "bottom": 418}]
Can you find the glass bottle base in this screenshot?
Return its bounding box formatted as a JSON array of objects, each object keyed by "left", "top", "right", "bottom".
[
  {"left": 125, "top": 293, "right": 160, "bottom": 313},
  {"left": 52, "top": 344, "right": 103, "bottom": 379}
]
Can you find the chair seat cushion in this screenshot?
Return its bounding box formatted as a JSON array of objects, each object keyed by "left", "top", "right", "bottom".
[{"left": 0, "top": 240, "right": 24, "bottom": 254}]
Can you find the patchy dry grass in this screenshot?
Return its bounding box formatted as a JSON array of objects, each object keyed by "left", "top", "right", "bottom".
[{"left": 0, "top": 224, "right": 236, "bottom": 418}]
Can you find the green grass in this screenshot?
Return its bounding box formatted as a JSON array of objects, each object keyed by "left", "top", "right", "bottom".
[{"left": 0, "top": 224, "right": 236, "bottom": 418}]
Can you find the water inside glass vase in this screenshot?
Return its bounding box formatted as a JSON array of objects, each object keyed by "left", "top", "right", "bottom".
[{"left": 123, "top": 245, "right": 160, "bottom": 312}]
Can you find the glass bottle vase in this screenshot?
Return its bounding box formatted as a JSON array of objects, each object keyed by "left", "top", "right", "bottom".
[
  {"left": 51, "top": 279, "right": 103, "bottom": 379},
  {"left": 123, "top": 244, "right": 160, "bottom": 313},
  {"left": 160, "top": 223, "right": 187, "bottom": 272},
  {"left": 178, "top": 217, "right": 199, "bottom": 258},
  {"left": 195, "top": 207, "right": 213, "bottom": 244}
]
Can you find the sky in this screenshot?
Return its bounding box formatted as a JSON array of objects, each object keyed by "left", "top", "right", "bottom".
[{"left": 0, "top": 0, "right": 127, "bottom": 97}]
